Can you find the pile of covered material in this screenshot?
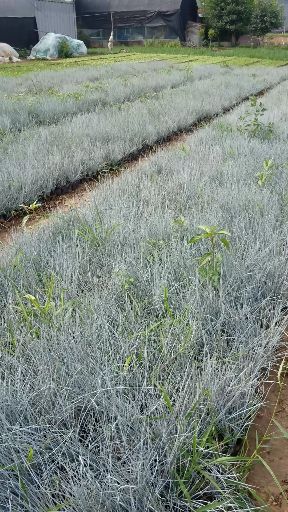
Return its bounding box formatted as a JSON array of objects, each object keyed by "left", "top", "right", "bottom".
[
  {"left": 28, "top": 33, "right": 87, "bottom": 60},
  {"left": 0, "top": 43, "right": 21, "bottom": 63}
]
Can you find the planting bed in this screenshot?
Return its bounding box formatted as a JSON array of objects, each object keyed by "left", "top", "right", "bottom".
[
  {"left": 0, "top": 65, "right": 287, "bottom": 218},
  {"left": 0, "top": 63, "right": 226, "bottom": 132},
  {"left": 1, "top": 72, "right": 288, "bottom": 511}
]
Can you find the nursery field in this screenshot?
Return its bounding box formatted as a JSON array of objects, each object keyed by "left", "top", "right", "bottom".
[
  {"left": 1, "top": 62, "right": 288, "bottom": 217},
  {"left": 1, "top": 59, "right": 288, "bottom": 511}
]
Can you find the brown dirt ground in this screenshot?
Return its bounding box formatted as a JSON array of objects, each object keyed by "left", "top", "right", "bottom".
[
  {"left": 0, "top": 179, "right": 97, "bottom": 245},
  {"left": 264, "top": 36, "right": 288, "bottom": 47},
  {"left": 246, "top": 336, "right": 288, "bottom": 511}
]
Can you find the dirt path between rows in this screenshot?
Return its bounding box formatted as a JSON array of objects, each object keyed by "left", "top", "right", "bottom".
[{"left": 246, "top": 338, "right": 288, "bottom": 511}]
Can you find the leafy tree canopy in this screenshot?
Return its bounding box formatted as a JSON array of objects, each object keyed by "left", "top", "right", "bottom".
[
  {"left": 204, "top": 0, "right": 254, "bottom": 41},
  {"left": 250, "top": 0, "right": 284, "bottom": 37}
]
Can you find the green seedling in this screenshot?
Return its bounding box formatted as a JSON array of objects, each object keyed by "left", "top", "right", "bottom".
[
  {"left": 178, "top": 143, "right": 190, "bottom": 154},
  {"left": 256, "top": 159, "right": 275, "bottom": 187},
  {"left": 238, "top": 96, "right": 274, "bottom": 139},
  {"left": 19, "top": 200, "right": 42, "bottom": 227},
  {"left": 188, "top": 226, "right": 230, "bottom": 289},
  {"left": 19, "top": 200, "right": 42, "bottom": 215},
  {"left": 173, "top": 215, "right": 186, "bottom": 228}
]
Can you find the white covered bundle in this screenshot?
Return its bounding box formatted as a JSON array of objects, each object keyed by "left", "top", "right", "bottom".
[
  {"left": 0, "top": 43, "right": 21, "bottom": 63},
  {"left": 28, "top": 33, "right": 87, "bottom": 60}
]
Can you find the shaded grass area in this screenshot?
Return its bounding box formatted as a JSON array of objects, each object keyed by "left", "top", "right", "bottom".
[
  {"left": 0, "top": 78, "right": 288, "bottom": 512},
  {"left": 1, "top": 45, "right": 287, "bottom": 77}
]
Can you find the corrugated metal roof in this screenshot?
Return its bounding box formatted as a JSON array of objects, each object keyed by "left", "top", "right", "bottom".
[
  {"left": 0, "top": 0, "right": 35, "bottom": 17},
  {"left": 0, "top": 0, "right": 74, "bottom": 17},
  {"left": 77, "top": 0, "right": 182, "bottom": 14},
  {"left": 36, "top": 1, "right": 77, "bottom": 38}
]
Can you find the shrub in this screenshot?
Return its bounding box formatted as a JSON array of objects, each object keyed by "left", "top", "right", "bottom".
[
  {"left": 58, "top": 40, "right": 73, "bottom": 59},
  {"left": 250, "top": 0, "right": 284, "bottom": 38},
  {"left": 204, "top": 0, "right": 254, "bottom": 44},
  {"left": 208, "top": 28, "right": 218, "bottom": 46},
  {"left": 144, "top": 39, "right": 181, "bottom": 48},
  {"left": 238, "top": 96, "right": 274, "bottom": 139},
  {"left": 77, "top": 29, "right": 91, "bottom": 49}
]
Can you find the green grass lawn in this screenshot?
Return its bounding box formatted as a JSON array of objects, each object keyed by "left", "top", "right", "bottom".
[
  {"left": 122, "top": 44, "right": 288, "bottom": 61},
  {"left": 1, "top": 45, "right": 287, "bottom": 77}
]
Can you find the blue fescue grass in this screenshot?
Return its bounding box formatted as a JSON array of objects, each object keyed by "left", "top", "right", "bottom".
[
  {"left": 0, "top": 79, "right": 288, "bottom": 511},
  {"left": 0, "top": 65, "right": 287, "bottom": 217},
  {"left": 0, "top": 64, "right": 221, "bottom": 133}
]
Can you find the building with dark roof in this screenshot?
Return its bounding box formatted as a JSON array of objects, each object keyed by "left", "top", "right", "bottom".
[
  {"left": 1, "top": 0, "right": 287, "bottom": 50},
  {"left": 0, "top": 0, "right": 199, "bottom": 49},
  {"left": 76, "top": 0, "right": 199, "bottom": 44}
]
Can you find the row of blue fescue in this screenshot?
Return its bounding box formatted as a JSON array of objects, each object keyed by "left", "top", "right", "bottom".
[{"left": 0, "top": 62, "right": 220, "bottom": 132}]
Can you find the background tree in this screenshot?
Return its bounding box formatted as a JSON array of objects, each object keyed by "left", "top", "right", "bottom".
[
  {"left": 204, "top": 0, "right": 254, "bottom": 44},
  {"left": 250, "top": 0, "right": 284, "bottom": 38}
]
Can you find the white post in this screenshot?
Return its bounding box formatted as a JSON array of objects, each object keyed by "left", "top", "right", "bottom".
[{"left": 108, "top": 12, "right": 114, "bottom": 51}]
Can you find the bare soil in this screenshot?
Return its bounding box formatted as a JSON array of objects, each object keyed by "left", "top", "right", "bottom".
[
  {"left": 264, "top": 36, "right": 288, "bottom": 47},
  {"left": 0, "top": 175, "right": 114, "bottom": 245},
  {"left": 247, "top": 338, "right": 288, "bottom": 511}
]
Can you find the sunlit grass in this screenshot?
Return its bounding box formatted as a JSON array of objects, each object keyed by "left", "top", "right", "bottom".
[{"left": 1, "top": 44, "right": 287, "bottom": 77}]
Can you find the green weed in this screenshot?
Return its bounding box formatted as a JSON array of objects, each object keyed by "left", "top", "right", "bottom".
[
  {"left": 19, "top": 200, "right": 42, "bottom": 215},
  {"left": 188, "top": 226, "right": 231, "bottom": 289},
  {"left": 76, "top": 217, "right": 118, "bottom": 248},
  {"left": 173, "top": 215, "right": 186, "bottom": 228},
  {"left": 145, "top": 238, "right": 169, "bottom": 264},
  {"left": 19, "top": 200, "right": 42, "bottom": 227},
  {"left": 241, "top": 357, "right": 288, "bottom": 508},
  {"left": 0, "top": 447, "right": 35, "bottom": 504},
  {"left": 175, "top": 422, "right": 249, "bottom": 506},
  {"left": 256, "top": 159, "right": 275, "bottom": 187},
  {"left": 238, "top": 96, "right": 274, "bottom": 139},
  {"left": 178, "top": 143, "right": 190, "bottom": 154},
  {"left": 14, "top": 274, "right": 73, "bottom": 339},
  {"left": 216, "top": 121, "right": 233, "bottom": 134}
]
